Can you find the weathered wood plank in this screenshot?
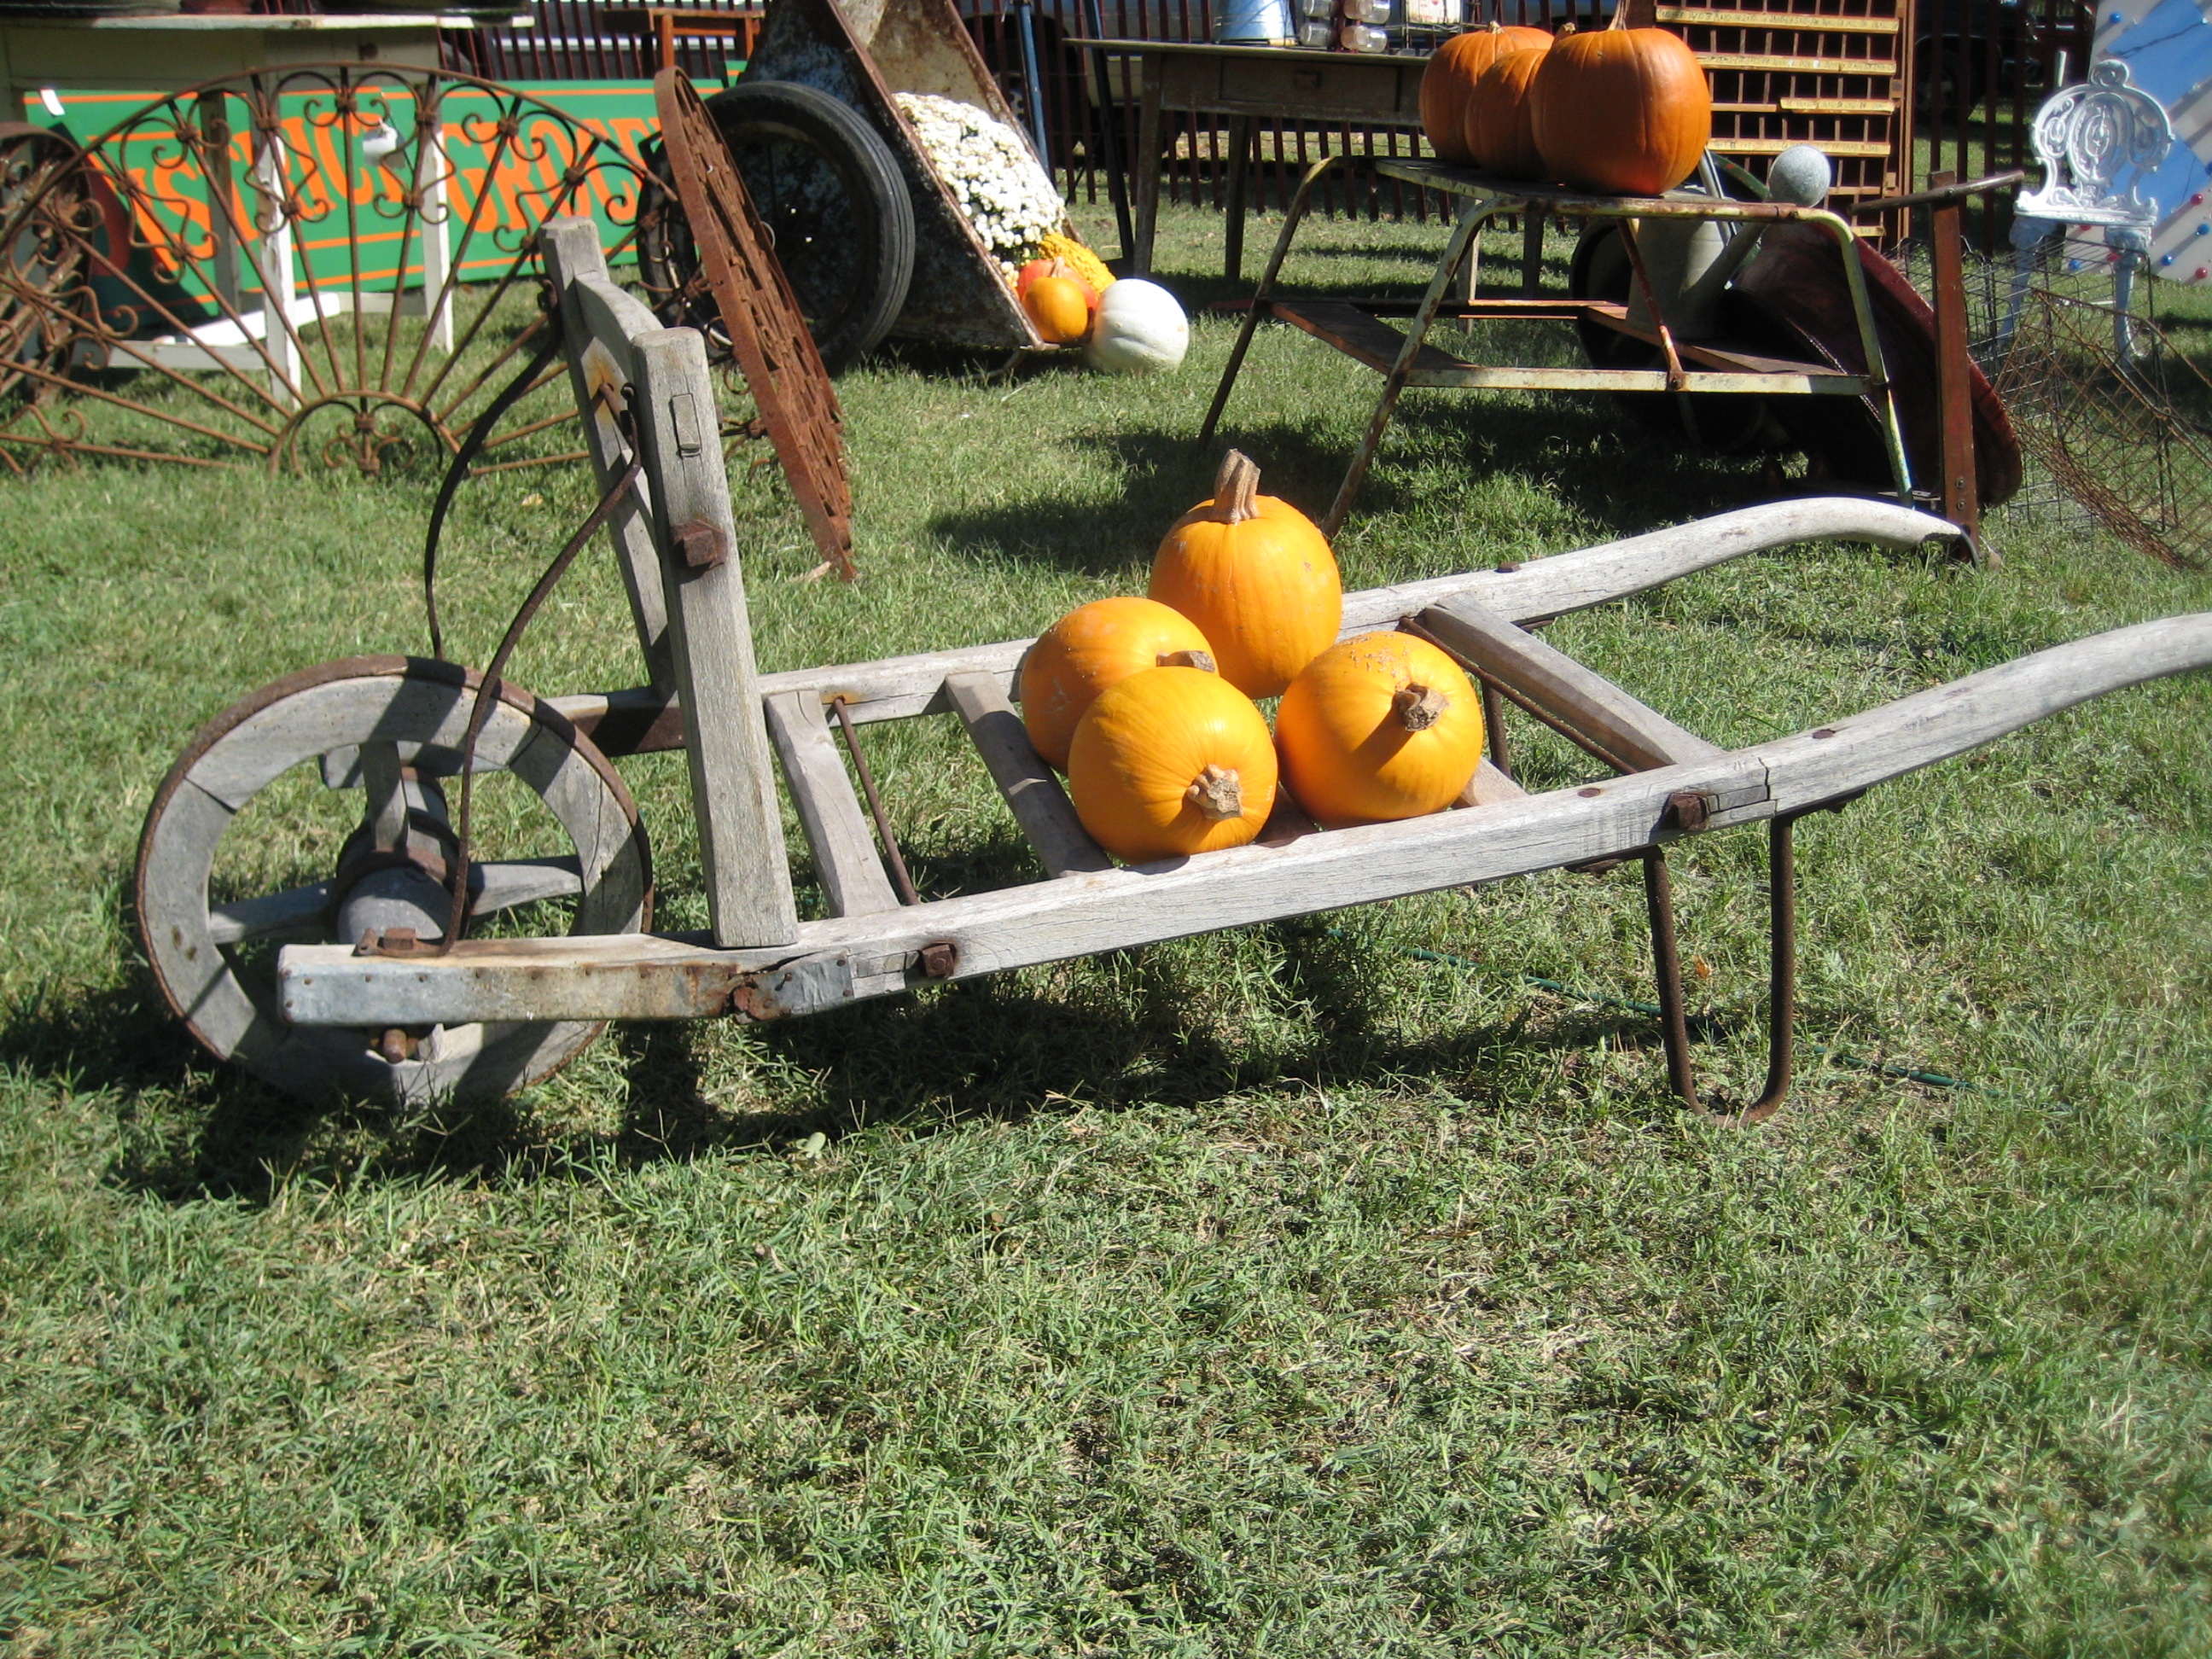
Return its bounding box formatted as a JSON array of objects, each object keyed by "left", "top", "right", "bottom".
[
  {"left": 633, "top": 327, "right": 799, "bottom": 947},
  {"left": 942, "top": 672, "right": 1113, "bottom": 878},
  {"left": 543, "top": 498, "right": 1961, "bottom": 735},
  {"left": 280, "top": 754, "right": 1767, "bottom": 1027},
  {"left": 1415, "top": 597, "right": 1725, "bottom": 772},
  {"left": 762, "top": 690, "right": 901, "bottom": 917},
  {"left": 1752, "top": 614, "right": 2212, "bottom": 814},
  {"left": 282, "top": 610, "right": 2212, "bottom": 1029},
  {"left": 1274, "top": 300, "right": 1472, "bottom": 379},
  {"left": 1460, "top": 758, "right": 1527, "bottom": 806},
  {"left": 540, "top": 218, "right": 675, "bottom": 691}
]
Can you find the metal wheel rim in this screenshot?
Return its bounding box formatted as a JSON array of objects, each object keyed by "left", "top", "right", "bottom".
[{"left": 0, "top": 66, "right": 670, "bottom": 477}]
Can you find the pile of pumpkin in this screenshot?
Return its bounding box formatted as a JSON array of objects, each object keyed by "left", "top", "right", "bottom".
[
  {"left": 1014, "top": 234, "right": 1190, "bottom": 375},
  {"left": 1418, "top": 10, "right": 1711, "bottom": 196},
  {"left": 1022, "top": 451, "right": 1487, "bottom": 863}
]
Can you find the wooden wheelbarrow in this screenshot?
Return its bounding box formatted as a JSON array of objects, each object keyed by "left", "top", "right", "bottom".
[{"left": 136, "top": 216, "right": 2212, "bottom": 1116}]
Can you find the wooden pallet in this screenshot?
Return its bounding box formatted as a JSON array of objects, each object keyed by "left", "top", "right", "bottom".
[{"left": 1656, "top": 0, "right": 1912, "bottom": 234}]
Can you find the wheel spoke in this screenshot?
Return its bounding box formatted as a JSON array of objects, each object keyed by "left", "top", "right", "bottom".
[
  {"left": 207, "top": 856, "right": 585, "bottom": 947},
  {"left": 210, "top": 881, "right": 331, "bottom": 946}
]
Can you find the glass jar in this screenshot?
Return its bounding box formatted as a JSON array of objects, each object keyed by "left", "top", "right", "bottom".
[
  {"left": 1339, "top": 20, "right": 1389, "bottom": 50},
  {"left": 1296, "top": 16, "right": 1335, "bottom": 44}
]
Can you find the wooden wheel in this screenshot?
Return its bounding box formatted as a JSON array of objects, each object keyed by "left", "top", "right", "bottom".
[{"left": 137, "top": 656, "right": 652, "bottom": 1104}]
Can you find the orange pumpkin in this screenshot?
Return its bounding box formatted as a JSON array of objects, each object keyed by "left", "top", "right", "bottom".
[
  {"left": 1419, "top": 22, "right": 1553, "bottom": 166},
  {"left": 1020, "top": 597, "right": 1217, "bottom": 772},
  {"left": 1016, "top": 255, "right": 1097, "bottom": 303},
  {"left": 1149, "top": 450, "right": 1342, "bottom": 699},
  {"left": 1277, "top": 632, "right": 1485, "bottom": 825},
  {"left": 1023, "top": 266, "right": 1097, "bottom": 345},
  {"left": 1464, "top": 46, "right": 1550, "bottom": 180},
  {"left": 1067, "top": 667, "right": 1277, "bottom": 862},
  {"left": 1530, "top": 9, "right": 1709, "bottom": 196}
]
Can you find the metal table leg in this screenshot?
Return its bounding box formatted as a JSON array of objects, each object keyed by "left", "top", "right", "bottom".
[
  {"left": 1198, "top": 153, "right": 1342, "bottom": 450},
  {"left": 1322, "top": 193, "right": 1505, "bottom": 537}
]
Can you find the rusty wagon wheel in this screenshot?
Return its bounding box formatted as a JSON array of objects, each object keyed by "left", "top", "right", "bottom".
[
  {"left": 0, "top": 66, "right": 666, "bottom": 476},
  {"left": 0, "top": 122, "right": 93, "bottom": 403},
  {"left": 137, "top": 657, "right": 652, "bottom": 1105}
]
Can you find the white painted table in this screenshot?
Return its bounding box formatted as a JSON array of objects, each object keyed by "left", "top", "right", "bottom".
[{"left": 0, "top": 12, "right": 489, "bottom": 114}]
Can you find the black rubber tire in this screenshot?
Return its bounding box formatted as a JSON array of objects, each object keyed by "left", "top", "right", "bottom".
[{"left": 648, "top": 79, "right": 914, "bottom": 374}]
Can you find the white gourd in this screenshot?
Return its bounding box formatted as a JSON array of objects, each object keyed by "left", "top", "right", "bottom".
[
  {"left": 1766, "top": 143, "right": 1832, "bottom": 208},
  {"left": 1085, "top": 279, "right": 1188, "bottom": 375}
]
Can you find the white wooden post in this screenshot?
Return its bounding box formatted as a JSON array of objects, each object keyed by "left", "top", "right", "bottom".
[
  {"left": 415, "top": 108, "right": 455, "bottom": 354},
  {"left": 251, "top": 124, "right": 300, "bottom": 406}
]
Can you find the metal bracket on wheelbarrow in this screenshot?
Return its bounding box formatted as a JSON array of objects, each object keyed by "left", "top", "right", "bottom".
[
  {"left": 741, "top": 0, "right": 1052, "bottom": 352},
  {"left": 654, "top": 69, "right": 855, "bottom": 580}
]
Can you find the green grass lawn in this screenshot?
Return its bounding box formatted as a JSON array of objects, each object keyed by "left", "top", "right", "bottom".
[{"left": 1, "top": 203, "right": 2209, "bottom": 1656}]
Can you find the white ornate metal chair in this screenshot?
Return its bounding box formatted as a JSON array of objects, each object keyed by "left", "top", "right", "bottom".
[{"left": 2006, "top": 57, "right": 2174, "bottom": 356}]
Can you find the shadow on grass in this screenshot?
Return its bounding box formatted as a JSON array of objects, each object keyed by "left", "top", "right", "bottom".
[
  {"left": 9, "top": 896, "right": 1702, "bottom": 1208},
  {"left": 921, "top": 401, "right": 1781, "bottom": 578}
]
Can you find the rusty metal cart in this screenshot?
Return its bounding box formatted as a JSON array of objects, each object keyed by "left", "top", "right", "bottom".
[
  {"left": 1202, "top": 154, "right": 1921, "bottom": 537},
  {"left": 135, "top": 215, "right": 2212, "bottom": 1118}
]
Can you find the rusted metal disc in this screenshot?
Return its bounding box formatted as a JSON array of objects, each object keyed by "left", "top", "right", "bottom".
[{"left": 654, "top": 68, "right": 856, "bottom": 580}]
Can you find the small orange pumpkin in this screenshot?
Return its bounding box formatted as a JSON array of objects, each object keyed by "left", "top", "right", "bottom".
[
  {"left": 1276, "top": 632, "right": 1485, "bottom": 825},
  {"left": 1464, "top": 46, "right": 1550, "bottom": 180},
  {"left": 1020, "top": 597, "right": 1217, "bottom": 772},
  {"left": 1149, "top": 450, "right": 1342, "bottom": 699},
  {"left": 1419, "top": 22, "right": 1553, "bottom": 166},
  {"left": 1067, "top": 667, "right": 1276, "bottom": 862},
  {"left": 1530, "top": 9, "right": 1710, "bottom": 196},
  {"left": 1022, "top": 264, "right": 1097, "bottom": 345},
  {"left": 1016, "top": 255, "right": 1096, "bottom": 302}
]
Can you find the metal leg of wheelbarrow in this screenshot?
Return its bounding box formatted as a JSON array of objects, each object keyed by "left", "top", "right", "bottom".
[{"left": 1641, "top": 812, "right": 1800, "bottom": 1125}]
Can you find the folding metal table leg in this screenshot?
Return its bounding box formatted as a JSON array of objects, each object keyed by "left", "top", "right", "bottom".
[
  {"left": 1322, "top": 195, "right": 1505, "bottom": 538},
  {"left": 1198, "top": 153, "right": 1343, "bottom": 449}
]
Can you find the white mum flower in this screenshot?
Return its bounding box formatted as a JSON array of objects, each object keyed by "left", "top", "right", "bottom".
[{"left": 895, "top": 90, "right": 1065, "bottom": 267}]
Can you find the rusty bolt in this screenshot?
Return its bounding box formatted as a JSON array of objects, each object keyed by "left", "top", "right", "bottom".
[
  {"left": 377, "top": 1027, "right": 417, "bottom": 1064},
  {"left": 918, "top": 941, "right": 959, "bottom": 980},
  {"left": 1667, "top": 790, "right": 1714, "bottom": 834},
  {"left": 670, "top": 517, "right": 729, "bottom": 571}
]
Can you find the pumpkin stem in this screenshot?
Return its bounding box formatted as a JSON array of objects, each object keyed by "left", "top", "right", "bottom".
[
  {"left": 1185, "top": 764, "right": 1244, "bottom": 821},
  {"left": 1212, "top": 450, "right": 1262, "bottom": 525},
  {"left": 1394, "top": 684, "right": 1447, "bottom": 731},
  {"left": 1158, "top": 647, "right": 1218, "bottom": 673}
]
